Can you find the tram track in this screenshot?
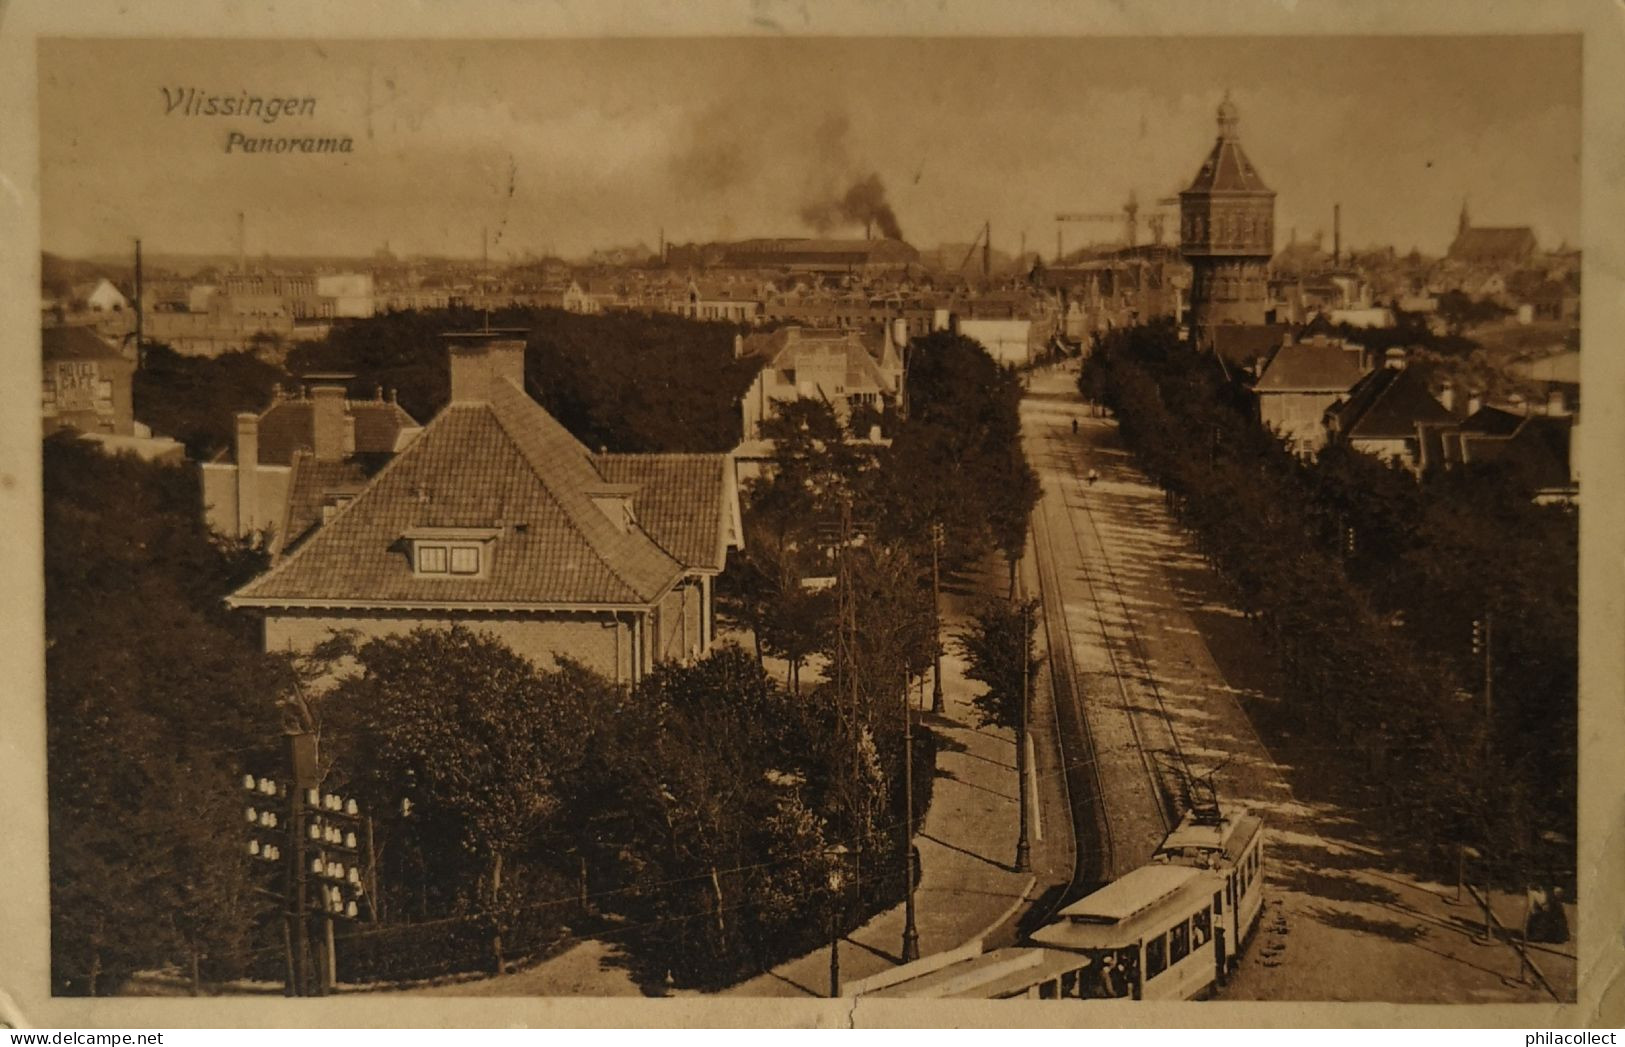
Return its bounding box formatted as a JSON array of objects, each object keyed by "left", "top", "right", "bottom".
[
  {"left": 1024, "top": 406, "right": 1188, "bottom": 921},
  {"left": 1051, "top": 430, "right": 1192, "bottom": 836}
]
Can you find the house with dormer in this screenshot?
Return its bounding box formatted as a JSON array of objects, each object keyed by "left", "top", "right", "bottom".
[
  {"left": 200, "top": 379, "right": 423, "bottom": 554},
  {"left": 225, "top": 331, "right": 743, "bottom": 682}
]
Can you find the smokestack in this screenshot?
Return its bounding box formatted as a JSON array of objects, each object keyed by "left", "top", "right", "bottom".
[
  {"left": 1333, "top": 204, "right": 1342, "bottom": 267},
  {"left": 983, "top": 221, "right": 991, "bottom": 279},
  {"left": 235, "top": 412, "right": 260, "bottom": 537},
  {"left": 236, "top": 211, "right": 246, "bottom": 273}
]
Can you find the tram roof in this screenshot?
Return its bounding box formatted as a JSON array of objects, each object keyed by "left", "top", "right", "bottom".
[
  {"left": 862, "top": 948, "right": 1084, "bottom": 999},
  {"left": 1158, "top": 811, "right": 1263, "bottom": 865},
  {"left": 1030, "top": 865, "right": 1215, "bottom": 949}
]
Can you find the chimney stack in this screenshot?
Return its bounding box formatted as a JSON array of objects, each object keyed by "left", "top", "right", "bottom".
[
  {"left": 447, "top": 330, "right": 529, "bottom": 403},
  {"left": 1438, "top": 381, "right": 1455, "bottom": 413},
  {"left": 1333, "top": 203, "right": 1342, "bottom": 267},
  {"left": 1547, "top": 388, "right": 1568, "bottom": 416},
  {"left": 1467, "top": 393, "right": 1483, "bottom": 416},
  {"left": 235, "top": 412, "right": 260, "bottom": 537},
  {"left": 309, "top": 379, "right": 350, "bottom": 462}
]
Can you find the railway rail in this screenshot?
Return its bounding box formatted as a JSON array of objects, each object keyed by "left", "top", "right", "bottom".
[{"left": 1027, "top": 408, "right": 1192, "bottom": 919}]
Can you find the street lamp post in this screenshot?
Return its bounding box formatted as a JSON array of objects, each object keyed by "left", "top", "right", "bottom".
[
  {"left": 930, "top": 522, "right": 945, "bottom": 714},
  {"left": 825, "top": 844, "right": 849, "bottom": 998},
  {"left": 902, "top": 679, "right": 921, "bottom": 962}
]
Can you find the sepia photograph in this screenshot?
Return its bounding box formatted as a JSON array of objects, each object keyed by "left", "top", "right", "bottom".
[{"left": 4, "top": 0, "right": 1623, "bottom": 1030}]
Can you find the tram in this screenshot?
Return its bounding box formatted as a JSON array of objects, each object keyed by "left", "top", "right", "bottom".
[{"left": 857, "top": 805, "right": 1265, "bottom": 1000}]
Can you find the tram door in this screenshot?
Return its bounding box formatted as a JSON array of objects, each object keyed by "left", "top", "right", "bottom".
[{"left": 1213, "top": 891, "right": 1227, "bottom": 985}]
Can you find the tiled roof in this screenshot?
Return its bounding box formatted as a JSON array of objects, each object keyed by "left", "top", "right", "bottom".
[
  {"left": 1184, "top": 138, "right": 1271, "bottom": 195},
  {"left": 277, "top": 454, "right": 370, "bottom": 555},
  {"left": 594, "top": 454, "right": 730, "bottom": 571},
  {"left": 1458, "top": 405, "right": 1524, "bottom": 437},
  {"left": 249, "top": 398, "right": 419, "bottom": 465},
  {"left": 1449, "top": 227, "right": 1536, "bottom": 263},
  {"left": 43, "top": 325, "right": 125, "bottom": 362},
  {"left": 1255, "top": 340, "right": 1367, "bottom": 393},
  {"left": 1209, "top": 323, "right": 1293, "bottom": 369},
  {"left": 231, "top": 380, "right": 684, "bottom": 608},
  {"left": 1329, "top": 365, "right": 1458, "bottom": 441}
]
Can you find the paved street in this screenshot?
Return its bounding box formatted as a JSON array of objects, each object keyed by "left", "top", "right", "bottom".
[{"left": 1019, "top": 364, "right": 1575, "bottom": 1003}]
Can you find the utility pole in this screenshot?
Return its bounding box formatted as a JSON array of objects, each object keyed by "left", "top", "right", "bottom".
[
  {"left": 930, "top": 522, "right": 946, "bottom": 714},
  {"left": 982, "top": 221, "right": 991, "bottom": 280},
  {"left": 132, "top": 238, "right": 144, "bottom": 369},
  {"left": 902, "top": 661, "right": 921, "bottom": 962},
  {"left": 1481, "top": 611, "right": 1494, "bottom": 763},
  {"left": 1014, "top": 581, "right": 1032, "bottom": 873}
]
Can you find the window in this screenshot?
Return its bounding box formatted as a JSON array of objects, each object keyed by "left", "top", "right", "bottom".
[
  {"left": 1169, "top": 920, "right": 1190, "bottom": 964},
  {"left": 417, "top": 544, "right": 448, "bottom": 573},
  {"left": 450, "top": 545, "right": 480, "bottom": 575},
  {"left": 1145, "top": 934, "right": 1167, "bottom": 979},
  {"left": 1214, "top": 889, "right": 1224, "bottom": 916},
  {"left": 1193, "top": 908, "right": 1212, "bottom": 949}
]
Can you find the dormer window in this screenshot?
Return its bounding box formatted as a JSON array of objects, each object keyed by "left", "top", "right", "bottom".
[
  {"left": 586, "top": 483, "right": 640, "bottom": 534},
  {"left": 404, "top": 526, "right": 500, "bottom": 579}
]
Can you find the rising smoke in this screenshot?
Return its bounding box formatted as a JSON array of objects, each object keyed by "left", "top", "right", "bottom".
[{"left": 798, "top": 172, "right": 904, "bottom": 241}]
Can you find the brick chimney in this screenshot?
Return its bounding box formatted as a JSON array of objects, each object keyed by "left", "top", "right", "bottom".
[
  {"left": 447, "top": 330, "right": 528, "bottom": 403},
  {"left": 235, "top": 411, "right": 259, "bottom": 536},
  {"left": 310, "top": 381, "right": 349, "bottom": 462}
]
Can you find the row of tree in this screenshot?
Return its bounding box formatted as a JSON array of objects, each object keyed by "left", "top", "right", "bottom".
[
  {"left": 311, "top": 629, "right": 899, "bottom": 990},
  {"left": 1079, "top": 322, "right": 1576, "bottom": 881},
  {"left": 130, "top": 306, "right": 763, "bottom": 462},
  {"left": 45, "top": 435, "right": 285, "bottom": 994}
]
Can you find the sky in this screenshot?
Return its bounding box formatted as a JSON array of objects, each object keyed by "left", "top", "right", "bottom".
[{"left": 38, "top": 35, "right": 1581, "bottom": 261}]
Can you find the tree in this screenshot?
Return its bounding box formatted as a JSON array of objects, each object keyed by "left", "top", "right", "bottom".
[
  {"left": 955, "top": 598, "right": 1043, "bottom": 868},
  {"left": 45, "top": 435, "right": 281, "bottom": 994},
  {"left": 320, "top": 627, "right": 589, "bottom": 971}
]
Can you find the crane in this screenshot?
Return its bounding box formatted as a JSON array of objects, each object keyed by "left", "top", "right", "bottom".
[{"left": 1056, "top": 191, "right": 1178, "bottom": 260}]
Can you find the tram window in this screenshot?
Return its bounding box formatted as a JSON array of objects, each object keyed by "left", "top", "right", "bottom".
[
  {"left": 1169, "top": 920, "right": 1191, "bottom": 964},
  {"left": 1061, "top": 968, "right": 1081, "bottom": 998},
  {"left": 1193, "top": 908, "right": 1212, "bottom": 948},
  {"left": 1081, "top": 951, "right": 1130, "bottom": 999},
  {"left": 1146, "top": 934, "right": 1167, "bottom": 979},
  {"left": 1213, "top": 889, "right": 1224, "bottom": 916},
  {"left": 1039, "top": 979, "right": 1058, "bottom": 999}
]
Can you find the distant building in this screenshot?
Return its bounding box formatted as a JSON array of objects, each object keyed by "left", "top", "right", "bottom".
[
  {"left": 1429, "top": 399, "right": 1577, "bottom": 504},
  {"left": 736, "top": 324, "right": 904, "bottom": 439},
  {"left": 226, "top": 331, "right": 743, "bottom": 683},
  {"left": 315, "top": 272, "right": 376, "bottom": 318},
  {"left": 1253, "top": 334, "right": 1369, "bottom": 455},
  {"left": 200, "top": 381, "right": 423, "bottom": 551},
  {"left": 74, "top": 278, "right": 130, "bottom": 314},
  {"left": 1447, "top": 204, "right": 1537, "bottom": 268},
  {"left": 1324, "top": 350, "right": 1460, "bottom": 473},
  {"left": 667, "top": 237, "right": 919, "bottom": 274},
  {"left": 42, "top": 325, "right": 135, "bottom": 437},
  {"left": 1179, "top": 93, "right": 1276, "bottom": 343}
]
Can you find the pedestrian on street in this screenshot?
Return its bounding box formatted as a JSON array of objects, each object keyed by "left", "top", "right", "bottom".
[
  {"left": 1087, "top": 467, "right": 1099, "bottom": 486},
  {"left": 1072, "top": 418, "right": 1079, "bottom": 435}
]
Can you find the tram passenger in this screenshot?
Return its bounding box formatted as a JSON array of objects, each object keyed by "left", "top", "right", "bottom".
[{"left": 1096, "top": 953, "right": 1126, "bottom": 998}]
